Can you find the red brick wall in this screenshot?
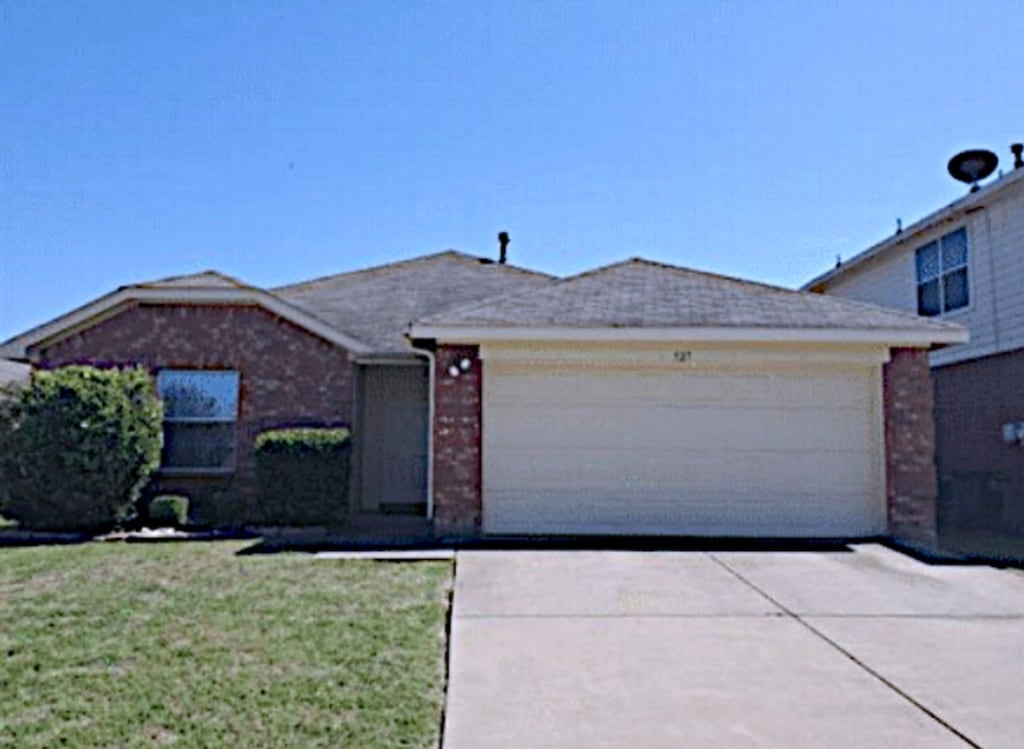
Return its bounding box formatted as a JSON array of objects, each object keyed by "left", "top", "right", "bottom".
[
  {"left": 883, "top": 347, "right": 939, "bottom": 548},
  {"left": 432, "top": 344, "right": 482, "bottom": 537},
  {"left": 32, "top": 302, "right": 355, "bottom": 525}
]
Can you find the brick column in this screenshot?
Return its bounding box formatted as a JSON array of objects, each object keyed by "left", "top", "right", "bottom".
[
  {"left": 432, "top": 345, "right": 482, "bottom": 537},
  {"left": 883, "top": 347, "right": 939, "bottom": 550}
]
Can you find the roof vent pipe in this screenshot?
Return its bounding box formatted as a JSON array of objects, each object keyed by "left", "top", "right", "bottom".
[
  {"left": 498, "top": 231, "right": 510, "bottom": 264},
  {"left": 1012, "top": 143, "right": 1023, "bottom": 170}
]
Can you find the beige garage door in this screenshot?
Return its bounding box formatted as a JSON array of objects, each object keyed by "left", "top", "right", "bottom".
[{"left": 482, "top": 361, "right": 884, "bottom": 537}]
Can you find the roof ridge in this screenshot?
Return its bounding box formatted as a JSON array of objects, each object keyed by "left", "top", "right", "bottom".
[
  {"left": 413, "top": 255, "right": 965, "bottom": 334},
  {"left": 273, "top": 250, "right": 554, "bottom": 293},
  {"left": 411, "top": 257, "right": 668, "bottom": 326},
  {"left": 134, "top": 269, "right": 252, "bottom": 289}
]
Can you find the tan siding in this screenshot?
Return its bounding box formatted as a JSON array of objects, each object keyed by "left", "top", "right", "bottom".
[
  {"left": 826, "top": 250, "right": 917, "bottom": 312},
  {"left": 986, "top": 186, "right": 1024, "bottom": 354},
  {"left": 823, "top": 180, "right": 1024, "bottom": 367}
]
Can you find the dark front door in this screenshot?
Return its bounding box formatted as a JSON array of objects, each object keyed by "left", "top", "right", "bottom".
[{"left": 357, "top": 364, "right": 429, "bottom": 515}]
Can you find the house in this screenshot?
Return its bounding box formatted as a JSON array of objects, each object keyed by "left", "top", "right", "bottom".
[
  {"left": 0, "top": 252, "right": 552, "bottom": 527},
  {"left": 0, "top": 249, "right": 965, "bottom": 548},
  {"left": 803, "top": 153, "right": 1024, "bottom": 535}
]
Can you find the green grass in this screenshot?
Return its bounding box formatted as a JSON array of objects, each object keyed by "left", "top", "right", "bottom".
[{"left": 0, "top": 542, "right": 452, "bottom": 749}]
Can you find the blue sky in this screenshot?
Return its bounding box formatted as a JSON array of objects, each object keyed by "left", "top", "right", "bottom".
[{"left": 2, "top": 0, "right": 1023, "bottom": 341}]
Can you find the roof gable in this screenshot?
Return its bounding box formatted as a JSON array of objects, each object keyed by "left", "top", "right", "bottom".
[
  {"left": 138, "top": 270, "right": 249, "bottom": 289},
  {"left": 0, "top": 272, "right": 373, "bottom": 360},
  {"left": 411, "top": 257, "right": 967, "bottom": 346}
]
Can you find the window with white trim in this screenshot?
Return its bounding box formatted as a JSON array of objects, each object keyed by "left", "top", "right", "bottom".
[
  {"left": 915, "top": 228, "right": 969, "bottom": 316},
  {"left": 156, "top": 370, "right": 239, "bottom": 471}
]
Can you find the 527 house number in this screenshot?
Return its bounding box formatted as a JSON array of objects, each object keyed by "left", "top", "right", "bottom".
[{"left": 672, "top": 351, "right": 692, "bottom": 362}]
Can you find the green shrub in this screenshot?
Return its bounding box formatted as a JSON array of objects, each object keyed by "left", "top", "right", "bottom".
[
  {"left": 148, "top": 494, "right": 189, "bottom": 528},
  {"left": 0, "top": 366, "right": 163, "bottom": 533},
  {"left": 254, "top": 427, "right": 351, "bottom": 527}
]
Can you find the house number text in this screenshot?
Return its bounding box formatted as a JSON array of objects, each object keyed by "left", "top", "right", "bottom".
[{"left": 673, "top": 351, "right": 692, "bottom": 362}]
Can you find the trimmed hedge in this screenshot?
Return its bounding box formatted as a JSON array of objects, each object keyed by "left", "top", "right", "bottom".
[
  {"left": 0, "top": 366, "right": 163, "bottom": 532},
  {"left": 148, "top": 494, "right": 189, "bottom": 528},
  {"left": 254, "top": 427, "right": 351, "bottom": 527}
]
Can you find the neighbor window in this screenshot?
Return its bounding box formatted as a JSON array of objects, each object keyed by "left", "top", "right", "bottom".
[
  {"left": 915, "top": 227, "right": 969, "bottom": 316},
  {"left": 156, "top": 370, "right": 239, "bottom": 472}
]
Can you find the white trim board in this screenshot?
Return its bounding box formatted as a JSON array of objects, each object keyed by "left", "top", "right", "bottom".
[{"left": 409, "top": 324, "right": 968, "bottom": 348}]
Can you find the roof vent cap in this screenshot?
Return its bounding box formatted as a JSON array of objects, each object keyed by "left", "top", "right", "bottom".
[{"left": 497, "top": 232, "right": 510, "bottom": 264}]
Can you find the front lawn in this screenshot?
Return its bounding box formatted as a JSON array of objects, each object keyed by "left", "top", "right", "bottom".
[{"left": 0, "top": 542, "right": 452, "bottom": 748}]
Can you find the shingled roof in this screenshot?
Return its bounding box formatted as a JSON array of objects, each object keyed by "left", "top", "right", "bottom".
[
  {"left": 137, "top": 270, "right": 250, "bottom": 289},
  {"left": 274, "top": 251, "right": 554, "bottom": 352},
  {"left": 411, "top": 258, "right": 967, "bottom": 343}
]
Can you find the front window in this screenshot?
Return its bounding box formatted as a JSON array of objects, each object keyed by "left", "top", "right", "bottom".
[
  {"left": 916, "top": 228, "right": 969, "bottom": 316},
  {"left": 156, "top": 370, "right": 239, "bottom": 472}
]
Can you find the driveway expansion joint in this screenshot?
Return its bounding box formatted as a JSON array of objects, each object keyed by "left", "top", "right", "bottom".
[
  {"left": 457, "top": 612, "right": 789, "bottom": 620},
  {"left": 706, "top": 553, "right": 984, "bottom": 749}
]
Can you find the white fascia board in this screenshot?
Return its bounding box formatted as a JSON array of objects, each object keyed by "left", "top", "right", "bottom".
[
  {"left": 407, "top": 324, "right": 969, "bottom": 348},
  {"left": 0, "top": 287, "right": 372, "bottom": 360}
]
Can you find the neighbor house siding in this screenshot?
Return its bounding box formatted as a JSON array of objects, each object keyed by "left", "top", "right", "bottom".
[
  {"left": 822, "top": 179, "right": 1024, "bottom": 368},
  {"left": 985, "top": 183, "right": 1024, "bottom": 357},
  {"left": 826, "top": 250, "right": 917, "bottom": 313},
  {"left": 431, "top": 344, "right": 482, "bottom": 537},
  {"left": 31, "top": 303, "right": 355, "bottom": 525}
]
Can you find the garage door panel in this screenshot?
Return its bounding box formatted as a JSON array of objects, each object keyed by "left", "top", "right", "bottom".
[
  {"left": 482, "top": 361, "right": 883, "bottom": 537},
  {"left": 485, "top": 404, "right": 871, "bottom": 452},
  {"left": 483, "top": 447, "right": 874, "bottom": 494},
  {"left": 487, "top": 369, "right": 869, "bottom": 409},
  {"left": 485, "top": 489, "right": 875, "bottom": 537}
]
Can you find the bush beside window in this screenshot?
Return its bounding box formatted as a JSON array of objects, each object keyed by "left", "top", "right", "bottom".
[
  {"left": 0, "top": 366, "right": 163, "bottom": 533},
  {"left": 147, "top": 494, "right": 190, "bottom": 528},
  {"left": 254, "top": 427, "right": 351, "bottom": 527}
]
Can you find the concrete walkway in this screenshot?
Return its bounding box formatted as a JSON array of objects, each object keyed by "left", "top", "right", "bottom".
[{"left": 442, "top": 544, "right": 1024, "bottom": 748}]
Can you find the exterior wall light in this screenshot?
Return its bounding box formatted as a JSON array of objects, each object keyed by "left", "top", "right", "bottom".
[
  {"left": 446, "top": 357, "right": 474, "bottom": 379},
  {"left": 446, "top": 356, "right": 473, "bottom": 381}
]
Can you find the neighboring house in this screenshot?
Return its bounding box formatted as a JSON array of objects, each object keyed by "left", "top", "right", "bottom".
[
  {"left": 0, "top": 250, "right": 964, "bottom": 548},
  {"left": 804, "top": 160, "right": 1024, "bottom": 534}
]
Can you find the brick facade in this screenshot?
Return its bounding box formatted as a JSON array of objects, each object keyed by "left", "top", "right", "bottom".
[
  {"left": 33, "top": 302, "right": 355, "bottom": 525},
  {"left": 883, "top": 347, "right": 939, "bottom": 548},
  {"left": 432, "top": 344, "right": 482, "bottom": 537}
]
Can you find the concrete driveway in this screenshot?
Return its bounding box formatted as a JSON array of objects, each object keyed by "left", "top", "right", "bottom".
[{"left": 442, "top": 544, "right": 1024, "bottom": 748}]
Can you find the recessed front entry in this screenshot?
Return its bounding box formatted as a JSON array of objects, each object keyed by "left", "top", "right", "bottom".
[{"left": 355, "top": 363, "right": 429, "bottom": 516}]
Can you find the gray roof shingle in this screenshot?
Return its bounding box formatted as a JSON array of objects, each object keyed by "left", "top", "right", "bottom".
[
  {"left": 415, "top": 258, "right": 966, "bottom": 334},
  {"left": 274, "top": 251, "right": 554, "bottom": 352}
]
